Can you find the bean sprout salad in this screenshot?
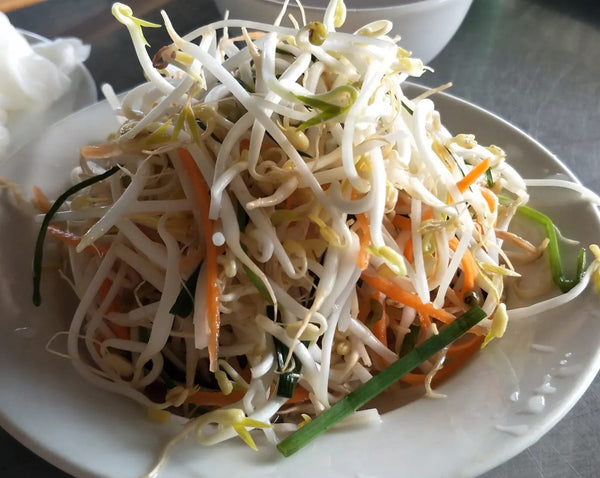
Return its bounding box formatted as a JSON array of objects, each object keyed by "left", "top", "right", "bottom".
[{"left": 29, "top": 0, "right": 600, "bottom": 475}]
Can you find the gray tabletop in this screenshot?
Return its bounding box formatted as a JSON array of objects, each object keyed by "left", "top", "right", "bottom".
[{"left": 3, "top": 0, "right": 599, "bottom": 477}]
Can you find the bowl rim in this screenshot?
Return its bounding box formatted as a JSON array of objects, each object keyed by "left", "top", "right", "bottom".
[{"left": 256, "top": 0, "right": 472, "bottom": 14}]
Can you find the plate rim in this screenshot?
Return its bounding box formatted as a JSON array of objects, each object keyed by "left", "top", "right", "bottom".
[{"left": 1, "top": 81, "right": 599, "bottom": 478}]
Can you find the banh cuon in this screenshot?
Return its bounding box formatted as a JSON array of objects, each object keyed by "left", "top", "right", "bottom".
[{"left": 27, "top": 0, "right": 600, "bottom": 476}]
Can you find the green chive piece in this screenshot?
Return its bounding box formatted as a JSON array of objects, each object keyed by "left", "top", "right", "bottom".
[
  {"left": 160, "top": 369, "right": 177, "bottom": 389},
  {"left": 293, "top": 85, "right": 358, "bottom": 131},
  {"left": 237, "top": 203, "right": 250, "bottom": 232},
  {"left": 273, "top": 337, "right": 302, "bottom": 398},
  {"left": 364, "top": 298, "right": 383, "bottom": 328},
  {"left": 244, "top": 263, "right": 273, "bottom": 305},
  {"left": 169, "top": 263, "right": 202, "bottom": 317},
  {"left": 517, "top": 204, "right": 585, "bottom": 292},
  {"left": 399, "top": 324, "right": 420, "bottom": 356},
  {"left": 485, "top": 167, "right": 494, "bottom": 188},
  {"left": 32, "top": 165, "right": 121, "bottom": 306},
  {"left": 276, "top": 306, "right": 487, "bottom": 456},
  {"left": 267, "top": 305, "right": 303, "bottom": 399},
  {"left": 401, "top": 100, "right": 413, "bottom": 115}
]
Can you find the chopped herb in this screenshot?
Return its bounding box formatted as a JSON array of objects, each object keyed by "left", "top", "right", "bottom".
[
  {"left": 273, "top": 337, "right": 302, "bottom": 398},
  {"left": 293, "top": 85, "right": 358, "bottom": 131},
  {"left": 243, "top": 262, "right": 273, "bottom": 305},
  {"left": 169, "top": 263, "right": 203, "bottom": 317},
  {"left": 399, "top": 324, "right": 420, "bottom": 356},
  {"left": 237, "top": 203, "right": 250, "bottom": 232},
  {"left": 517, "top": 204, "right": 586, "bottom": 292},
  {"left": 365, "top": 298, "right": 383, "bottom": 327},
  {"left": 268, "top": 305, "right": 304, "bottom": 399},
  {"left": 485, "top": 167, "right": 494, "bottom": 188},
  {"left": 32, "top": 165, "right": 121, "bottom": 306},
  {"left": 401, "top": 100, "right": 413, "bottom": 115}
]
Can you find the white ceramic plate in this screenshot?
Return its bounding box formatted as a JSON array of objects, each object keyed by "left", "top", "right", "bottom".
[
  {"left": 1, "top": 84, "right": 600, "bottom": 478},
  {"left": 3, "top": 30, "right": 97, "bottom": 158}
]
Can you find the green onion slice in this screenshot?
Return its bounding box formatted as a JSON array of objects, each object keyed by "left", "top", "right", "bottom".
[
  {"left": 276, "top": 306, "right": 487, "bottom": 456},
  {"left": 32, "top": 165, "right": 121, "bottom": 306},
  {"left": 516, "top": 204, "right": 586, "bottom": 292},
  {"left": 169, "top": 262, "right": 202, "bottom": 317}
]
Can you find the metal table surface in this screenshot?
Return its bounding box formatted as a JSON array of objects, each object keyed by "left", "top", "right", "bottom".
[{"left": 2, "top": 0, "right": 599, "bottom": 477}]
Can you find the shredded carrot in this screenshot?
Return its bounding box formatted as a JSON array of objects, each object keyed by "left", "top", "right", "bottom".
[
  {"left": 239, "top": 137, "right": 278, "bottom": 154},
  {"left": 178, "top": 148, "right": 221, "bottom": 372},
  {"left": 371, "top": 294, "right": 391, "bottom": 368},
  {"left": 449, "top": 237, "right": 478, "bottom": 297},
  {"left": 239, "top": 138, "right": 250, "bottom": 153},
  {"left": 400, "top": 334, "right": 483, "bottom": 385},
  {"left": 480, "top": 187, "right": 497, "bottom": 214},
  {"left": 351, "top": 188, "right": 372, "bottom": 269},
  {"left": 46, "top": 225, "right": 108, "bottom": 256},
  {"left": 361, "top": 273, "right": 454, "bottom": 323},
  {"left": 403, "top": 237, "right": 414, "bottom": 263},
  {"left": 186, "top": 390, "right": 245, "bottom": 407},
  {"left": 392, "top": 214, "right": 411, "bottom": 230},
  {"left": 392, "top": 209, "right": 432, "bottom": 231},
  {"left": 286, "top": 385, "right": 310, "bottom": 404},
  {"left": 32, "top": 185, "right": 108, "bottom": 256},
  {"left": 32, "top": 185, "right": 51, "bottom": 213},
  {"left": 456, "top": 158, "right": 490, "bottom": 193},
  {"left": 354, "top": 212, "right": 372, "bottom": 270},
  {"left": 98, "top": 278, "right": 130, "bottom": 340}
]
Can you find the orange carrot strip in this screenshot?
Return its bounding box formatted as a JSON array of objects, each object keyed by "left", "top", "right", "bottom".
[
  {"left": 400, "top": 334, "right": 483, "bottom": 385},
  {"left": 32, "top": 185, "right": 52, "bottom": 213},
  {"left": 285, "top": 385, "right": 310, "bottom": 404},
  {"left": 239, "top": 137, "right": 279, "bottom": 154},
  {"left": 403, "top": 236, "right": 414, "bottom": 263},
  {"left": 480, "top": 187, "right": 497, "bottom": 214},
  {"left": 354, "top": 212, "right": 372, "bottom": 270},
  {"left": 98, "top": 278, "right": 130, "bottom": 340},
  {"left": 449, "top": 237, "right": 478, "bottom": 296},
  {"left": 239, "top": 138, "right": 250, "bottom": 153},
  {"left": 367, "top": 292, "right": 388, "bottom": 347},
  {"left": 361, "top": 273, "right": 454, "bottom": 323},
  {"left": 46, "top": 225, "right": 108, "bottom": 256},
  {"left": 371, "top": 294, "right": 392, "bottom": 368},
  {"left": 178, "top": 148, "right": 220, "bottom": 372},
  {"left": 392, "top": 209, "right": 432, "bottom": 231},
  {"left": 392, "top": 214, "right": 411, "bottom": 230},
  {"left": 456, "top": 158, "right": 490, "bottom": 193}
]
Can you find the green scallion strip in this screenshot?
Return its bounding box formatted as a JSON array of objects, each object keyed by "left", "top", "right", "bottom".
[
  {"left": 244, "top": 264, "right": 273, "bottom": 305},
  {"left": 364, "top": 298, "right": 383, "bottom": 328},
  {"left": 195, "top": 119, "right": 221, "bottom": 143},
  {"left": 32, "top": 165, "right": 121, "bottom": 306},
  {"left": 241, "top": 243, "right": 272, "bottom": 304},
  {"left": 276, "top": 306, "right": 487, "bottom": 456},
  {"left": 517, "top": 204, "right": 585, "bottom": 292},
  {"left": 273, "top": 337, "right": 302, "bottom": 398},
  {"left": 267, "top": 305, "right": 303, "bottom": 399},
  {"left": 293, "top": 85, "right": 358, "bottom": 131},
  {"left": 237, "top": 203, "right": 250, "bottom": 232},
  {"left": 485, "top": 167, "right": 494, "bottom": 188},
  {"left": 399, "top": 324, "right": 420, "bottom": 356},
  {"left": 401, "top": 100, "right": 413, "bottom": 115},
  {"left": 169, "top": 262, "right": 202, "bottom": 316}
]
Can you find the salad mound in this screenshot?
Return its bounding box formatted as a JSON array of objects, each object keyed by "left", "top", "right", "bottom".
[{"left": 28, "top": 1, "right": 600, "bottom": 476}]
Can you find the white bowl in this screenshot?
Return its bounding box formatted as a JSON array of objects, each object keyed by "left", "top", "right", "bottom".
[{"left": 213, "top": 0, "right": 473, "bottom": 64}]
